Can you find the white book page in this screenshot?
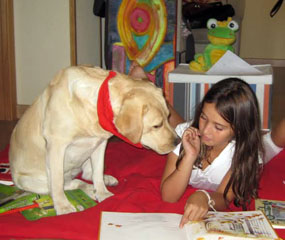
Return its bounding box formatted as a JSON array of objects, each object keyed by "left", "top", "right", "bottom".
[{"left": 99, "top": 212, "right": 187, "bottom": 240}]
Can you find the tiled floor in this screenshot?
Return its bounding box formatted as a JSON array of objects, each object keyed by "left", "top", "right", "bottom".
[{"left": 0, "top": 67, "right": 284, "bottom": 151}]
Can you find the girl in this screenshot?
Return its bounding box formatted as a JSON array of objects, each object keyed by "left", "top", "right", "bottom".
[{"left": 160, "top": 78, "right": 284, "bottom": 228}]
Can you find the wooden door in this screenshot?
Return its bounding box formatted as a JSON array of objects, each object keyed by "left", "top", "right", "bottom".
[{"left": 0, "top": 0, "right": 17, "bottom": 120}]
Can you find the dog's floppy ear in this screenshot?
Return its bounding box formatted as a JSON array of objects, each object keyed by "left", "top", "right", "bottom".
[{"left": 114, "top": 95, "right": 148, "bottom": 144}]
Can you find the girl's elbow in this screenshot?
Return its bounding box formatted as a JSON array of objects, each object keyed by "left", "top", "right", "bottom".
[{"left": 161, "top": 190, "right": 179, "bottom": 203}]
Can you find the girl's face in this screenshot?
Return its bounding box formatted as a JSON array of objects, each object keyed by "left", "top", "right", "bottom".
[{"left": 199, "top": 103, "right": 234, "bottom": 151}]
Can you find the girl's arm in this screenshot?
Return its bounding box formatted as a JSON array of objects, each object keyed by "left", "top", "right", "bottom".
[
  {"left": 211, "top": 170, "right": 235, "bottom": 209},
  {"left": 168, "top": 104, "right": 184, "bottom": 128},
  {"left": 161, "top": 127, "right": 201, "bottom": 202},
  {"left": 179, "top": 170, "right": 235, "bottom": 228},
  {"left": 160, "top": 151, "right": 195, "bottom": 202},
  {"left": 271, "top": 118, "right": 285, "bottom": 148}
]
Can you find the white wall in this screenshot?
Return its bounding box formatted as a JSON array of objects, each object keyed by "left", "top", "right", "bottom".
[
  {"left": 76, "top": 0, "right": 102, "bottom": 67},
  {"left": 240, "top": 0, "right": 285, "bottom": 59},
  {"left": 13, "top": 0, "right": 71, "bottom": 105}
]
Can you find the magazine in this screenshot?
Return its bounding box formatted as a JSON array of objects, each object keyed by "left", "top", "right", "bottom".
[
  {"left": 255, "top": 198, "right": 285, "bottom": 229},
  {"left": 0, "top": 183, "right": 36, "bottom": 213},
  {"left": 21, "top": 188, "right": 97, "bottom": 220},
  {"left": 99, "top": 211, "right": 280, "bottom": 240},
  {"left": 0, "top": 184, "right": 97, "bottom": 220}
]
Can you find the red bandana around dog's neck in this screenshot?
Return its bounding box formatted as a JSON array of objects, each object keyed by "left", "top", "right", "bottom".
[{"left": 97, "top": 71, "right": 143, "bottom": 148}]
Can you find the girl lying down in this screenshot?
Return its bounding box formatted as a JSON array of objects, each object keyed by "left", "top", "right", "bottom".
[{"left": 160, "top": 78, "right": 285, "bottom": 228}]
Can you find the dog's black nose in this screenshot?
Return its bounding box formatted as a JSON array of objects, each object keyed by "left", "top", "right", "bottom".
[{"left": 174, "top": 136, "right": 181, "bottom": 146}]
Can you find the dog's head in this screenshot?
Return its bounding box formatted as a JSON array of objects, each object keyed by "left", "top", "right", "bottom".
[{"left": 112, "top": 78, "right": 180, "bottom": 155}]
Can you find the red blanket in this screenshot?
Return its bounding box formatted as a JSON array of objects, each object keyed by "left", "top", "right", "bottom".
[{"left": 0, "top": 141, "right": 284, "bottom": 240}]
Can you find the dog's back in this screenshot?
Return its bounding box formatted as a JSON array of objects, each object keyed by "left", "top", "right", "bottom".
[
  {"left": 9, "top": 66, "right": 106, "bottom": 192},
  {"left": 10, "top": 83, "right": 50, "bottom": 191}
]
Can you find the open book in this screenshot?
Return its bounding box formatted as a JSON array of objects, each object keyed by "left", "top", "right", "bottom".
[
  {"left": 255, "top": 198, "right": 285, "bottom": 229},
  {"left": 99, "top": 211, "right": 280, "bottom": 240}
]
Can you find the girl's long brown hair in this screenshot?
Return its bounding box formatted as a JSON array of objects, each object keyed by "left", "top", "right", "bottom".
[{"left": 176, "top": 78, "right": 264, "bottom": 210}]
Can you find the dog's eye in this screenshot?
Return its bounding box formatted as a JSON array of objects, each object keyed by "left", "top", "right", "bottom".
[{"left": 153, "top": 122, "right": 163, "bottom": 129}]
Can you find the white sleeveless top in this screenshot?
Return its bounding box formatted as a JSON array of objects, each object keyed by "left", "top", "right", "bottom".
[{"left": 173, "top": 122, "right": 283, "bottom": 191}]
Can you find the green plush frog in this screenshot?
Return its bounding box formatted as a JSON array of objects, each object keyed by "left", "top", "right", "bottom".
[{"left": 189, "top": 17, "right": 239, "bottom": 72}]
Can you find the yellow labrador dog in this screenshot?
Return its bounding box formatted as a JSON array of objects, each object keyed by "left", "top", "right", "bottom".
[{"left": 9, "top": 66, "right": 179, "bottom": 215}]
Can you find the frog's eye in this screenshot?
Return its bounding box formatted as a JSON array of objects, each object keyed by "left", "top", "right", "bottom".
[
  {"left": 228, "top": 20, "right": 239, "bottom": 31},
  {"left": 207, "top": 19, "right": 218, "bottom": 29}
]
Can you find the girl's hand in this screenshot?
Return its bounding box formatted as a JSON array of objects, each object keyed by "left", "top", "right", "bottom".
[
  {"left": 182, "top": 127, "right": 201, "bottom": 159},
  {"left": 179, "top": 191, "right": 209, "bottom": 228}
]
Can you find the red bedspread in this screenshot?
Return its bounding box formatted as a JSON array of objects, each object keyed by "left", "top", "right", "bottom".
[{"left": 0, "top": 141, "right": 284, "bottom": 240}]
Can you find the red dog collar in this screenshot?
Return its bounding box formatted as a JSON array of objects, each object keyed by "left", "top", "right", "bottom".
[{"left": 97, "top": 71, "right": 143, "bottom": 148}]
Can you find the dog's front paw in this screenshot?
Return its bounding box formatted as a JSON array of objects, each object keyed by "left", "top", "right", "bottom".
[
  {"left": 95, "top": 189, "right": 114, "bottom": 202},
  {"left": 82, "top": 183, "right": 96, "bottom": 200},
  {"left": 54, "top": 200, "right": 77, "bottom": 215},
  {"left": 104, "top": 174, "right": 118, "bottom": 186}
]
